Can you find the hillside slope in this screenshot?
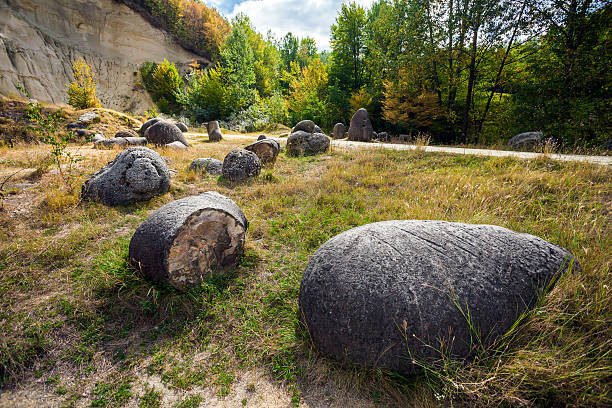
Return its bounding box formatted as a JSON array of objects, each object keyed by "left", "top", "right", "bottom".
[{"left": 0, "top": 0, "right": 209, "bottom": 113}]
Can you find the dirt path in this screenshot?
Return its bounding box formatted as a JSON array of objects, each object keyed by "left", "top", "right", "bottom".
[{"left": 187, "top": 133, "right": 612, "bottom": 166}]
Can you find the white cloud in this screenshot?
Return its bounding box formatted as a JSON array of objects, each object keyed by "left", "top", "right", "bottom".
[{"left": 224, "top": 0, "right": 376, "bottom": 51}]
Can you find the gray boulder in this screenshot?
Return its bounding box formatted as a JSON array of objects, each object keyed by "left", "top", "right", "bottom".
[
  {"left": 257, "top": 135, "right": 267, "bottom": 141},
  {"left": 115, "top": 129, "right": 139, "bottom": 139},
  {"left": 189, "top": 158, "right": 223, "bottom": 175},
  {"left": 377, "top": 132, "right": 390, "bottom": 142},
  {"left": 95, "top": 138, "right": 128, "bottom": 149},
  {"left": 92, "top": 134, "right": 106, "bottom": 143},
  {"left": 145, "top": 121, "right": 190, "bottom": 147},
  {"left": 286, "top": 131, "right": 329, "bottom": 156},
  {"left": 606, "top": 140, "right": 612, "bottom": 150},
  {"left": 348, "top": 108, "right": 374, "bottom": 142},
  {"left": 165, "top": 141, "right": 188, "bottom": 150},
  {"left": 333, "top": 123, "right": 346, "bottom": 139},
  {"left": 139, "top": 117, "right": 162, "bottom": 136},
  {"left": 78, "top": 111, "right": 99, "bottom": 124},
  {"left": 175, "top": 122, "right": 188, "bottom": 132},
  {"left": 129, "top": 192, "right": 248, "bottom": 291},
  {"left": 244, "top": 139, "right": 280, "bottom": 165},
  {"left": 67, "top": 121, "right": 87, "bottom": 130},
  {"left": 292, "top": 120, "right": 316, "bottom": 134},
  {"left": 299, "top": 220, "right": 576, "bottom": 376},
  {"left": 508, "top": 132, "right": 543, "bottom": 149},
  {"left": 123, "top": 137, "right": 148, "bottom": 146},
  {"left": 222, "top": 149, "right": 261, "bottom": 181},
  {"left": 81, "top": 146, "right": 170, "bottom": 206},
  {"left": 207, "top": 120, "right": 223, "bottom": 142}
]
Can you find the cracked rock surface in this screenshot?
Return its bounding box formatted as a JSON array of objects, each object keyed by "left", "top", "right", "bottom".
[
  {"left": 222, "top": 149, "right": 261, "bottom": 181},
  {"left": 81, "top": 146, "right": 170, "bottom": 206},
  {"left": 129, "top": 192, "right": 248, "bottom": 290},
  {"left": 286, "top": 131, "right": 329, "bottom": 156},
  {"left": 244, "top": 139, "right": 280, "bottom": 164},
  {"left": 299, "top": 220, "right": 576, "bottom": 375}
]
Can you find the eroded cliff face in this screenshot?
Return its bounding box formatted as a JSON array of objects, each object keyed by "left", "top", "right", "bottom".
[{"left": 0, "top": 0, "right": 207, "bottom": 113}]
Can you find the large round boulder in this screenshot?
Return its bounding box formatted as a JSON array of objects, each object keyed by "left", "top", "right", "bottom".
[
  {"left": 222, "top": 149, "right": 261, "bottom": 181},
  {"left": 129, "top": 192, "right": 248, "bottom": 291},
  {"left": 189, "top": 158, "right": 223, "bottom": 175},
  {"left": 286, "top": 131, "right": 329, "bottom": 156},
  {"left": 299, "top": 220, "right": 576, "bottom": 375},
  {"left": 145, "top": 121, "right": 190, "bottom": 147},
  {"left": 115, "top": 129, "right": 139, "bottom": 139},
  {"left": 292, "top": 120, "right": 316, "bottom": 134},
  {"left": 348, "top": 108, "right": 374, "bottom": 142},
  {"left": 332, "top": 123, "right": 346, "bottom": 139},
  {"left": 244, "top": 139, "right": 280, "bottom": 165},
  {"left": 207, "top": 121, "right": 223, "bottom": 142},
  {"left": 175, "top": 122, "right": 188, "bottom": 132},
  {"left": 508, "top": 131, "right": 543, "bottom": 149},
  {"left": 139, "top": 117, "right": 162, "bottom": 136},
  {"left": 81, "top": 147, "right": 170, "bottom": 206}
]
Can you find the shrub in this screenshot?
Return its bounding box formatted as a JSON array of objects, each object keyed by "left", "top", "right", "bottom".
[
  {"left": 140, "top": 60, "right": 184, "bottom": 114},
  {"left": 66, "top": 58, "right": 101, "bottom": 109}
]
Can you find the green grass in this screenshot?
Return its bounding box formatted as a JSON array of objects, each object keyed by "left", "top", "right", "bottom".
[{"left": 0, "top": 140, "right": 610, "bottom": 407}]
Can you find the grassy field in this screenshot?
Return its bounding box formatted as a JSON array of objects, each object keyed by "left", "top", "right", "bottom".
[{"left": 0, "top": 135, "right": 610, "bottom": 407}]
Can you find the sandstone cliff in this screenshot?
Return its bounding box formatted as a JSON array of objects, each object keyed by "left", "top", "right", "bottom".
[{"left": 0, "top": 0, "right": 209, "bottom": 113}]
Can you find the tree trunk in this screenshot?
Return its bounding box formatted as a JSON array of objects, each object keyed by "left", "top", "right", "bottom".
[{"left": 461, "top": 17, "right": 479, "bottom": 144}]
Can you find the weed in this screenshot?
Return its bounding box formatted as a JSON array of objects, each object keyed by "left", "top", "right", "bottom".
[
  {"left": 139, "top": 385, "right": 161, "bottom": 408},
  {"left": 91, "top": 378, "right": 132, "bottom": 407}
]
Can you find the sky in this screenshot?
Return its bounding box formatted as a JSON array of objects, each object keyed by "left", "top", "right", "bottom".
[{"left": 206, "top": 0, "right": 376, "bottom": 51}]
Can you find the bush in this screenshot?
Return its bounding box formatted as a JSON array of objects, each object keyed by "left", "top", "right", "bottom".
[
  {"left": 139, "top": 60, "right": 183, "bottom": 114},
  {"left": 66, "top": 58, "right": 101, "bottom": 109}
]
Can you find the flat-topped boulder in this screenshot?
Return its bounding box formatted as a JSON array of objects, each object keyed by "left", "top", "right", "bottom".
[
  {"left": 244, "top": 139, "right": 280, "bottom": 165},
  {"left": 299, "top": 220, "right": 576, "bottom": 375},
  {"left": 82, "top": 146, "right": 170, "bottom": 206},
  {"left": 129, "top": 192, "right": 248, "bottom": 290}
]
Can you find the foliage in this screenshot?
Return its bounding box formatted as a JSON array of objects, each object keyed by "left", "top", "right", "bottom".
[
  {"left": 287, "top": 59, "right": 330, "bottom": 127},
  {"left": 349, "top": 87, "right": 372, "bottom": 113},
  {"left": 118, "top": 0, "right": 230, "bottom": 60},
  {"left": 139, "top": 60, "right": 183, "bottom": 114},
  {"left": 66, "top": 58, "right": 101, "bottom": 109},
  {"left": 19, "top": 85, "right": 82, "bottom": 190}
]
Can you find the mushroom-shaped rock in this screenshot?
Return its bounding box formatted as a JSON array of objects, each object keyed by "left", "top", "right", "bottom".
[
  {"left": 222, "top": 149, "right": 261, "bottom": 181},
  {"left": 299, "top": 220, "right": 576, "bottom": 376},
  {"left": 139, "top": 117, "right": 162, "bottom": 135},
  {"left": 332, "top": 123, "right": 346, "bottom": 139},
  {"left": 244, "top": 139, "right": 280, "bottom": 165},
  {"left": 82, "top": 147, "right": 170, "bottom": 206},
  {"left": 145, "top": 121, "right": 190, "bottom": 147},
  {"left": 115, "top": 129, "right": 139, "bottom": 139},
  {"left": 286, "top": 131, "right": 329, "bottom": 156},
  {"left": 207, "top": 121, "right": 223, "bottom": 142},
  {"left": 189, "top": 158, "right": 223, "bottom": 175},
  {"left": 129, "top": 192, "right": 248, "bottom": 291},
  {"left": 292, "top": 120, "right": 316, "bottom": 134},
  {"left": 508, "top": 132, "right": 543, "bottom": 149},
  {"left": 175, "top": 122, "right": 188, "bottom": 132},
  {"left": 348, "top": 108, "right": 374, "bottom": 142}
]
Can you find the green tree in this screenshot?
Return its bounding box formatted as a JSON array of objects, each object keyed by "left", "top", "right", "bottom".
[
  {"left": 66, "top": 57, "right": 101, "bottom": 109},
  {"left": 148, "top": 59, "right": 184, "bottom": 114}
]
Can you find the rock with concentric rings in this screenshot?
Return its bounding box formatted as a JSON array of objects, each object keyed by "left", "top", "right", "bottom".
[
  {"left": 299, "top": 220, "right": 576, "bottom": 375},
  {"left": 129, "top": 192, "right": 248, "bottom": 290}
]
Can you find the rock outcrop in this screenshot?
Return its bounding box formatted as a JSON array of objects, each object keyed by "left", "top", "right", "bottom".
[{"left": 0, "top": 0, "right": 208, "bottom": 113}]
